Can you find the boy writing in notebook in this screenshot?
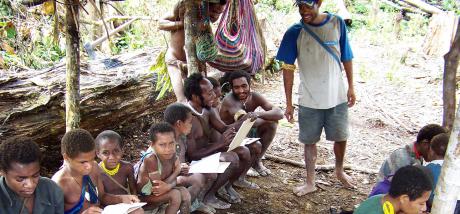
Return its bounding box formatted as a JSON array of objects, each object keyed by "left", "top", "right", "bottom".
[
  {"left": 136, "top": 123, "right": 191, "bottom": 214},
  {"left": 96, "top": 130, "right": 137, "bottom": 196},
  {"left": 52, "top": 128, "right": 140, "bottom": 214}
]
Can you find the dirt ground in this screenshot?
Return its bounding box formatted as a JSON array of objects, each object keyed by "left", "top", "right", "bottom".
[{"left": 40, "top": 16, "right": 450, "bottom": 214}]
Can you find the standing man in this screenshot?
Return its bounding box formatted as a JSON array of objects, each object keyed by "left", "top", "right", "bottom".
[
  {"left": 276, "top": 0, "right": 355, "bottom": 196},
  {"left": 159, "top": 0, "right": 227, "bottom": 102}
]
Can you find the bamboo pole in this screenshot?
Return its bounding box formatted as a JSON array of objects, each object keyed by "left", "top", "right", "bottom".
[{"left": 65, "top": 0, "right": 81, "bottom": 131}]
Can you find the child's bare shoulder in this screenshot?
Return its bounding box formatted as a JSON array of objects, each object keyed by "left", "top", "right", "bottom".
[{"left": 120, "top": 161, "right": 134, "bottom": 172}]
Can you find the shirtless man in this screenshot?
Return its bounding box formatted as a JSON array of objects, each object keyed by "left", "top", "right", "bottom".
[
  {"left": 220, "top": 71, "right": 283, "bottom": 176},
  {"left": 159, "top": 0, "right": 227, "bottom": 102},
  {"left": 183, "top": 73, "right": 261, "bottom": 209},
  {"left": 52, "top": 129, "right": 140, "bottom": 214}
]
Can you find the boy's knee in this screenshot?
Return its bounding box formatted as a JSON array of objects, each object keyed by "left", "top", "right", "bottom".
[
  {"left": 179, "top": 187, "right": 191, "bottom": 203},
  {"left": 193, "top": 174, "right": 206, "bottom": 189},
  {"left": 169, "top": 189, "right": 182, "bottom": 205}
]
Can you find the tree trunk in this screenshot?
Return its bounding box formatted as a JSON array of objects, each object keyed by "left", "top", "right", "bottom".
[
  {"left": 0, "top": 51, "right": 171, "bottom": 145},
  {"left": 184, "top": 0, "right": 202, "bottom": 75},
  {"left": 65, "top": 0, "right": 81, "bottom": 132},
  {"left": 443, "top": 18, "right": 460, "bottom": 131},
  {"left": 431, "top": 99, "right": 460, "bottom": 213}
]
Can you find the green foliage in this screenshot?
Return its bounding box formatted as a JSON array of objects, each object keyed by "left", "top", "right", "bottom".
[
  {"left": 25, "top": 36, "right": 65, "bottom": 69},
  {"left": 0, "top": 0, "right": 13, "bottom": 17},
  {"left": 150, "top": 50, "right": 172, "bottom": 100},
  {"left": 258, "top": 0, "right": 293, "bottom": 13}
]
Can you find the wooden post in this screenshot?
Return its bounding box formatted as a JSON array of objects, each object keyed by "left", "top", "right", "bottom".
[
  {"left": 443, "top": 19, "right": 460, "bottom": 130},
  {"left": 431, "top": 98, "right": 460, "bottom": 213},
  {"left": 65, "top": 0, "right": 81, "bottom": 131},
  {"left": 184, "top": 0, "right": 202, "bottom": 75}
]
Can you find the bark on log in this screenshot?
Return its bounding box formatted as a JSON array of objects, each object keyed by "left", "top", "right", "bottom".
[
  {"left": 443, "top": 18, "right": 460, "bottom": 131},
  {"left": 431, "top": 99, "right": 460, "bottom": 213},
  {"left": 0, "top": 50, "right": 172, "bottom": 144},
  {"left": 65, "top": 0, "right": 81, "bottom": 131}
]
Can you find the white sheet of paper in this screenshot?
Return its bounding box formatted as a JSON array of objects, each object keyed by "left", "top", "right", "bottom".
[
  {"left": 102, "top": 202, "right": 146, "bottom": 214},
  {"left": 189, "top": 153, "right": 230, "bottom": 173},
  {"left": 227, "top": 119, "right": 256, "bottom": 152}
]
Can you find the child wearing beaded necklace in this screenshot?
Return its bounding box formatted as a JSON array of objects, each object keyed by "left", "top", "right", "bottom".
[{"left": 96, "top": 130, "right": 137, "bottom": 196}]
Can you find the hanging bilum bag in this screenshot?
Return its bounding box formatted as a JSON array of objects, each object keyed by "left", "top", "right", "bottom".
[
  {"left": 196, "top": 1, "right": 219, "bottom": 62},
  {"left": 208, "top": 0, "right": 266, "bottom": 75}
]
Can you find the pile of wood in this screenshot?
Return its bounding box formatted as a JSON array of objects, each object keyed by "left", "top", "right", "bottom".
[{"left": 0, "top": 50, "right": 174, "bottom": 144}]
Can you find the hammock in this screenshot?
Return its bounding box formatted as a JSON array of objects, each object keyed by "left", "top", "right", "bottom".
[{"left": 206, "top": 0, "right": 266, "bottom": 75}]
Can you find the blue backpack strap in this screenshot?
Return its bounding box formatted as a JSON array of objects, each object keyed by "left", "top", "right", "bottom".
[
  {"left": 84, "top": 175, "right": 99, "bottom": 204},
  {"left": 300, "top": 22, "right": 342, "bottom": 70},
  {"left": 64, "top": 176, "right": 90, "bottom": 214}
]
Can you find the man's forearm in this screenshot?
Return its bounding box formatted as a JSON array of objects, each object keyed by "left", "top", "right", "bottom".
[
  {"left": 283, "top": 68, "right": 294, "bottom": 106},
  {"left": 158, "top": 20, "right": 183, "bottom": 31},
  {"left": 343, "top": 61, "right": 353, "bottom": 90},
  {"left": 257, "top": 108, "right": 284, "bottom": 121}
]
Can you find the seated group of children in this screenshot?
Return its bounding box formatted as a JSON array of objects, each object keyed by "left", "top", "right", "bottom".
[
  {"left": 0, "top": 99, "right": 248, "bottom": 214},
  {"left": 355, "top": 124, "right": 460, "bottom": 214}
]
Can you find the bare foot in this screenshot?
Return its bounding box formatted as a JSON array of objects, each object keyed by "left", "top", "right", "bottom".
[
  {"left": 253, "top": 162, "right": 271, "bottom": 176},
  {"left": 225, "top": 185, "right": 242, "bottom": 203},
  {"left": 196, "top": 203, "right": 216, "bottom": 214},
  {"left": 335, "top": 170, "right": 356, "bottom": 189},
  {"left": 233, "top": 177, "right": 260, "bottom": 189},
  {"left": 204, "top": 195, "right": 231, "bottom": 210},
  {"left": 246, "top": 168, "right": 260, "bottom": 177},
  {"left": 293, "top": 183, "right": 317, "bottom": 196}
]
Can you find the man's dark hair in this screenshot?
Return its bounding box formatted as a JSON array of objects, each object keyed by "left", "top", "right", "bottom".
[
  {"left": 209, "top": 0, "right": 227, "bottom": 5},
  {"left": 430, "top": 133, "right": 449, "bottom": 157},
  {"left": 207, "top": 77, "right": 220, "bottom": 89},
  {"left": 61, "top": 129, "right": 95, "bottom": 158},
  {"left": 164, "top": 103, "right": 192, "bottom": 125},
  {"left": 416, "top": 124, "right": 446, "bottom": 144},
  {"left": 149, "top": 122, "right": 175, "bottom": 144},
  {"left": 0, "top": 137, "right": 42, "bottom": 172},
  {"left": 388, "top": 165, "right": 433, "bottom": 201},
  {"left": 228, "top": 70, "right": 251, "bottom": 88},
  {"left": 95, "top": 130, "right": 123, "bottom": 150},
  {"left": 184, "top": 73, "right": 205, "bottom": 101}
]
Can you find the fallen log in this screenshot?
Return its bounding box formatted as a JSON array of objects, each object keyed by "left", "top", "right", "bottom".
[
  {"left": 265, "top": 154, "right": 378, "bottom": 174},
  {"left": 0, "top": 50, "right": 175, "bottom": 144}
]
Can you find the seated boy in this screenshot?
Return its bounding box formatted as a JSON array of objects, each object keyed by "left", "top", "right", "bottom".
[
  {"left": 355, "top": 165, "right": 432, "bottom": 214},
  {"left": 96, "top": 130, "right": 137, "bottom": 195},
  {"left": 424, "top": 133, "right": 460, "bottom": 212},
  {"left": 164, "top": 102, "right": 216, "bottom": 213},
  {"left": 377, "top": 124, "right": 446, "bottom": 181},
  {"left": 0, "top": 137, "right": 64, "bottom": 214},
  {"left": 136, "top": 123, "right": 191, "bottom": 214},
  {"left": 52, "top": 128, "right": 140, "bottom": 214}
]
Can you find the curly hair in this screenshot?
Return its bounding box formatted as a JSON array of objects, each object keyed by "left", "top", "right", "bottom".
[
  {"left": 149, "top": 122, "right": 175, "bottom": 144},
  {"left": 0, "top": 137, "right": 42, "bottom": 172},
  {"left": 389, "top": 165, "right": 432, "bottom": 201},
  {"left": 95, "top": 130, "right": 123, "bottom": 150},
  {"left": 416, "top": 124, "right": 446, "bottom": 146},
  {"left": 164, "top": 103, "right": 192, "bottom": 126},
  {"left": 228, "top": 70, "right": 251, "bottom": 88},
  {"left": 61, "top": 129, "right": 95, "bottom": 158},
  {"left": 184, "top": 73, "right": 205, "bottom": 101}
]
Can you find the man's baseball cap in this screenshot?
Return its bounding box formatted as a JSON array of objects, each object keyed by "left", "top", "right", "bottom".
[{"left": 295, "top": 0, "right": 318, "bottom": 6}]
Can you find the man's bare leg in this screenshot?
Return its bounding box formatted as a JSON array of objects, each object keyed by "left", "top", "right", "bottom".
[
  {"left": 234, "top": 142, "right": 261, "bottom": 189},
  {"left": 167, "top": 62, "right": 186, "bottom": 103},
  {"left": 293, "top": 143, "right": 317, "bottom": 196},
  {"left": 220, "top": 147, "right": 251, "bottom": 203},
  {"left": 203, "top": 152, "right": 238, "bottom": 209},
  {"left": 334, "top": 141, "right": 355, "bottom": 188},
  {"left": 253, "top": 121, "right": 277, "bottom": 176}
]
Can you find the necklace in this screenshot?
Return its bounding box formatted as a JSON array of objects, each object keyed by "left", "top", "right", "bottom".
[
  {"left": 383, "top": 201, "right": 395, "bottom": 214},
  {"left": 240, "top": 93, "right": 251, "bottom": 111},
  {"left": 186, "top": 101, "right": 204, "bottom": 116},
  {"left": 101, "top": 162, "right": 120, "bottom": 176}
]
